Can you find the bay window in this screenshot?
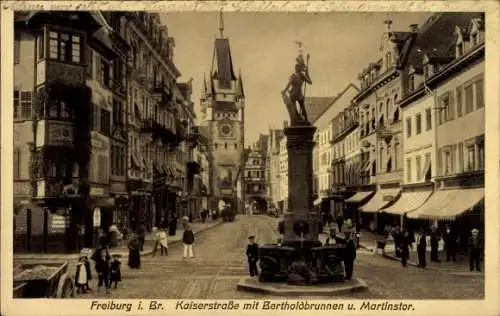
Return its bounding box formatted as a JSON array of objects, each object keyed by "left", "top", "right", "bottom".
[{"left": 49, "top": 31, "right": 82, "bottom": 63}]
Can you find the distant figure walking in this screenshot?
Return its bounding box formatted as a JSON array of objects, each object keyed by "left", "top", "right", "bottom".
[
  {"left": 343, "top": 231, "right": 357, "bottom": 280},
  {"left": 430, "top": 226, "right": 441, "bottom": 263},
  {"left": 91, "top": 237, "right": 111, "bottom": 294},
  {"left": 246, "top": 236, "right": 259, "bottom": 277},
  {"left": 127, "top": 233, "right": 141, "bottom": 269},
  {"left": 182, "top": 226, "right": 195, "bottom": 259},
  {"left": 108, "top": 254, "right": 122, "bottom": 289},
  {"left": 417, "top": 231, "right": 427, "bottom": 268},
  {"left": 468, "top": 228, "right": 482, "bottom": 272},
  {"left": 400, "top": 230, "right": 411, "bottom": 267},
  {"left": 443, "top": 224, "right": 457, "bottom": 262}
]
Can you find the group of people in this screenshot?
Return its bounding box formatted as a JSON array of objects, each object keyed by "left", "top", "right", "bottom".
[
  {"left": 74, "top": 237, "right": 122, "bottom": 295},
  {"left": 389, "top": 225, "right": 483, "bottom": 271}
]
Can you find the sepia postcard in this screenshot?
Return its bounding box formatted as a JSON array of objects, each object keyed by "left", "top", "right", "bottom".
[{"left": 1, "top": 1, "right": 499, "bottom": 316}]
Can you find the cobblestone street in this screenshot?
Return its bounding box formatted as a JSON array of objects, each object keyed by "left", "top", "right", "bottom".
[{"left": 15, "top": 215, "right": 484, "bottom": 300}]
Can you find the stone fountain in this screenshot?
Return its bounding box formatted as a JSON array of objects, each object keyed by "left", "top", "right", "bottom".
[{"left": 237, "top": 46, "right": 367, "bottom": 296}]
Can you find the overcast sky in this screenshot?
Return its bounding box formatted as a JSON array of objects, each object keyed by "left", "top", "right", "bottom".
[{"left": 161, "top": 12, "right": 431, "bottom": 145}]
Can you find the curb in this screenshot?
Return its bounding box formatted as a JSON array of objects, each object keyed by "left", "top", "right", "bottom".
[
  {"left": 14, "top": 221, "right": 225, "bottom": 261},
  {"left": 381, "top": 253, "right": 485, "bottom": 276}
]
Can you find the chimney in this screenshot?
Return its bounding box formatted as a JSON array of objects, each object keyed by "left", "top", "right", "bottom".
[
  {"left": 283, "top": 120, "right": 289, "bottom": 128},
  {"left": 409, "top": 24, "right": 419, "bottom": 33}
]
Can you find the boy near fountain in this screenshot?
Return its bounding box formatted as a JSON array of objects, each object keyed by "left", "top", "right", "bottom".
[{"left": 246, "top": 236, "right": 259, "bottom": 277}]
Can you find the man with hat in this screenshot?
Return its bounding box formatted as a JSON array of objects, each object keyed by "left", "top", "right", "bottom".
[
  {"left": 342, "top": 227, "right": 357, "bottom": 280},
  {"left": 246, "top": 236, "right": 259, "bottom": 277},
  {"left": 468, "top": 228, "right": 482, "bottom": 272}
]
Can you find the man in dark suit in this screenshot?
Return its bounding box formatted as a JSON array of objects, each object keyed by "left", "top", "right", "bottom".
[
  {"left": 342, "top": 231, "right": 357, "bottom": 280},
  {"left": 443, "top": 224, "right": 457, "bottom": 262},
  {"left": 246, "top": 236, "right": 259, "bottom": 277},
  {"left": 468, "top": 228, "right": 482, "bottom": 272}
]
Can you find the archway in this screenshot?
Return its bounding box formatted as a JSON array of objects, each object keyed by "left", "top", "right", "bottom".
[{"left": 247, "top": 196, "right": 268, "bottom": 214}]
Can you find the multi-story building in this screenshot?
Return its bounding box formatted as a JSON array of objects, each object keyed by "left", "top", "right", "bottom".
[
  {"left": 243, "top": 140, "right": 268, "bottom": 212},
  {"left": 266, "top": 128, "right": 284, "bottom": 211},
  {"left": 197, "top": 125, "right": 214, "bottom": 213},
  {"left": 123, "top": 12, "right": 192, "bottom": 231},
  {"left": 199, "top": 13, "right": 245, "bottom": 212},
  {"left": 397, "top": 13, "right": 485, "bottom": 246},
  {"left": 13, "top": 11, "right": 126, "bottom": 251},
  {"left": 278, "top": 121, "right": 289, "bottom": 212},
  {"left": 352, "top": 20, "right": 417, "bottom": 232},
  {"left": 310, "top": 84, "right": 359, "bottom": 221}
]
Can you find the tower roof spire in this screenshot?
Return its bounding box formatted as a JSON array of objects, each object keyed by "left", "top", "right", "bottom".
[{"left": 218, "top": 9, "right": 224, "bottom": 38}]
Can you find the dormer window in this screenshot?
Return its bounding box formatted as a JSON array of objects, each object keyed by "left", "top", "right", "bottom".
[
  {"left": 423, "top": 64, "right": 434, "bottom": 79},
  {"left": 409, "top": 74, "right": 415, "bottom": 92},
  {"left": 456, "top": 42, "right": 464, "bottom": 57}
]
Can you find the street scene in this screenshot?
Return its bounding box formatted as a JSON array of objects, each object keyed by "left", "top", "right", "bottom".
[{"left": 11, "top": 10, "right": 485, "bottom": 300}]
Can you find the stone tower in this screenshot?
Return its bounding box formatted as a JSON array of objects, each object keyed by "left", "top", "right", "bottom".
[{"left": 200, "top": 11, "right": 245, "bottom": 208}]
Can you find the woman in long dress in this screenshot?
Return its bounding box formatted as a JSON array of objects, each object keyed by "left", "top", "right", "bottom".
[{"left": 128, "top": 233, "right": 141, "bottom": 269}]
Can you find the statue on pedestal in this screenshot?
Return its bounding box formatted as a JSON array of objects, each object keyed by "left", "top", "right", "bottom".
[{"left": 281, "top": 41, "right": 312, "bottom": 125}]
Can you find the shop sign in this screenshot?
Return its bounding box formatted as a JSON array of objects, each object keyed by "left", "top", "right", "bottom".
[
  {"left": 51, "top": 214, "right": 68, "bottom": 233},
  {"left": 220, "top": 188, "right": 233, "bottom": 196},
  {"left": 47, "top": 122, "right": 74, "bottom": 147}
]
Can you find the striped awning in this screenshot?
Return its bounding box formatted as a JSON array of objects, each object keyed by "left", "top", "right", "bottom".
[
  {"left": 359, "top": 188, "right": 400, "bottom": 213},
  {"left": 345, "top": 191, "right": 373, "bottom": 203},
  {"left": 382, "top": 190, "right": 433, "bottom": 215},
  {"left": 407, "top": 188, "right": 484, "bottom": 221}
]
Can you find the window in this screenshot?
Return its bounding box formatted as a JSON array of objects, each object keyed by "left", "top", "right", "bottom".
[
  {"left": 464, "top": 84, "right": 474, "bottom": 113},
  {"left": 458, "top": 142, "right": 464, "bottom": 173},
  {"left": 99, "top": 109, "right": 111, "bottom": 135},
  {"left": 406, "top": 117, "right": 412, "bottom": 138},
  {"left": 466, "top": 145, "right": 475, "bottom": 171},
  {"left": 424, "top": 152, "right": 432, "bottom": 180},
  {"left": 478, "top": 142, "right": 485, "bottom": 170},
  {"left": 424, "top": 108, "right": 432, "bottom": 131},
  {"left": 394, "top": 142, "right": 399, "bottom": 169},
  {"left": 439, "top": 93, "right": 450, "bottom": 124},
  {"left": 456, "top": 87, "right": 463, "bottom": 117},
  {"left": 49, "top": 31, "right": 82, "bottom": 63},
  {"left": 224, "top": 143, "right": 228, "bottom": 149},
  {"left": 416, "top": 156, "right": 422, "bottom": 181},
  {"left": 86, "top": 49, "right": 93, "bottom": 78},
  {"left": 98, "top": 155, "right": 108, "bottom": 183},
  {"left": 406, "top": 158, "right": 412, "bottom": 182},
  {"left": 14, "top": 31, "right": 20, "bottom": 64},
  {"left": 234, "top": 143, "right": 238, "bottom": 149},
  {"left": 409, "top": 75, "right": 415, "bottom": 92},
  {"left": 100, "top": 58, "right": 111, "bottom": 88},
  {"left": 37, "top": 33, "right": 45, "bottom": 59},
  {"left": 456, "top": 42, "right": 464, "bottom": 57},
  {"left": 416, "top": 113, "right": 422, "bottom": 135},
  {"left": 14, "top": 91, "right": 32, "bottom": 121},
  {"left": 444, "top": 150, "right": 453, "bottom": 175},
  {"left": 14, "top": 148, "right": 20, "bottom": 179},
  {"left": 475, "top": 78, "right": 484, "bottom": 109},
  {"left": 112, "top": 100, "right": 123, "bottom": 125}
]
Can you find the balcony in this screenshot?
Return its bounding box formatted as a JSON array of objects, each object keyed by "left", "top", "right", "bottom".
[
  {"left": 140, "top": 118, "right": 180, "bottom": 148},
  {"left": 376, "top": 125, "right": 393, "bottom": 143}
]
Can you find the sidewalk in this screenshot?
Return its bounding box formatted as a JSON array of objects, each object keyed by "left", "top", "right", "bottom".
[
  {"left": 355, "top": 230, "right": 483, "bottom": 275},
  {"left": 14, "top": 220, "right": 223, "bottom": 261}
]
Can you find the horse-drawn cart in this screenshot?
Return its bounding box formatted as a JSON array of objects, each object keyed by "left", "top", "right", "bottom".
[{"left": 13, "top": 262, "right": 75, "bottom": 298}]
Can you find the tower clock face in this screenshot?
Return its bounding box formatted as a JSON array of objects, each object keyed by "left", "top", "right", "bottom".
[{"left": 219, "top": 123, "right": 233, "bottom": 137}]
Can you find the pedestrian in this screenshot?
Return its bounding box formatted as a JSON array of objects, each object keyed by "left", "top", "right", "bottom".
[
  {"left": 182, "top": 225, "right": 195, "bottom": 259},
  {"left": 417, "top": 230, "right": 427, "bottom": 268},
  {"left": 75, "top": 254, "right": 90, "bottom": 294},
  {"left": 246, "top": 236, "right": 259, "bottom": 277},
  {"left": 430, "top": 226, "right": 441, "bottom": 263},
  {"left": 153, "top": 227, "right": 169, "bottom": 257},
  {"left": 108, "top": 254, "right": 122, "bottom": 289},
  {"left": 325, "top": 228, "right": 339, "bottom": 245},
  {"left": 393, "top": 226, "right": 402, "bottom": 258},
  {"left": 91, "top": 237, "right": 111, "bottom": 294},
  {"left": 127, "top": 233, "right": 142, "bottom": 269},
  {"left": 444, "top": 224, "right": 457, "bottom": 262},
  {"left": 400, "top": 230, "right": 411, "bottom": 267},
  {"left": 343, "top": 230, "right": 357, "bottom": 280},
  {"left": 138, "top": 222, "right": 146, "bottom": 251},
  {"left": 168, "top": 213, "right": 178, "bottom": 236},
  {"left": 468, "top": 228, "right": 482, "bottom": 272}
]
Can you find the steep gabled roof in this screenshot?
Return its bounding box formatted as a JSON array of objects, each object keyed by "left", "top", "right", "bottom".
[
  {"left": 308, "top": 83, "right": 359, "bottom": 124},
  {"left": 304, "top": 97, "right": 337, "bottom": 123},
  {"left": 211, "top": 38, "right": 237, "bottom": 89},
  {"left": 403, "top": 13, "right": 482, "bottom": 70}
]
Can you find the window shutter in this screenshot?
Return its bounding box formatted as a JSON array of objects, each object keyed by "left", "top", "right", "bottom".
[
  {"left": 14, "top": 148, "right": 20, "bottom": 179},
  {"left": 436, "top": 148, "right": 442, "bottom": 176},
  {"left": 451, "top": 144, "right": 457, "bottom": 174},
  {"left": 458, "top": 142, "right": 464, "bottom": 173},
  {"left": 448, "top": 92, "right": 455, "bottom": 120}
]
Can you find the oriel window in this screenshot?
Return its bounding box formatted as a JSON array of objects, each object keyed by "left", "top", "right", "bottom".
[{"left": 49, "top": 31, "right": 82, "bottom": 63}]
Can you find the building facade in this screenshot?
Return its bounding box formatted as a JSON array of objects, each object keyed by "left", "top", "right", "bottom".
[
  {"left": 266, "top": 128, "right": 284, "bottom": 211},
  {"left": 243, "top": 140, "right": 268, "bottom": 212},
  {"left": 399, "top": 13, "right": 485, "bottom": 246},
  {"left": 278, "top": 121, "right": 289, "bottom": 213},
  {"left": 351, "top": 21, "right": 416, "bottom": 232},
  {"left": 199, "top": 14, "right": 245, "bottom": 211}
]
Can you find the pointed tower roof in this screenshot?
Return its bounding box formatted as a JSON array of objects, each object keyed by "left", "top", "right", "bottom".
[
  {"left": 211, "top": 10, "right": 237, "bottom": 89},
  {"left": 202, "top": 73, "right": 207, "bottom": 96},
  {"left": 236, "top": 69, "right": 245, "bottom": 97}
]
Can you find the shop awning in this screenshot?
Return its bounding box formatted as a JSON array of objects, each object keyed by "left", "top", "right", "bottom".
[
  {"left": 345, "top": 191, "right": 373, "bottom": 203},
  {"left": 382, "top": 190, "right": 433, "bottom": 215},
  {"left": 359, "top": 188, "right": 400, "bottom": 213},
  {"left": 407, "top": 188, "right": 484, "bottom": 221}
]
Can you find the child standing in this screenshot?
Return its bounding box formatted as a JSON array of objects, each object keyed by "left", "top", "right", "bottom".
[
  {"left": 108, "top": 254, "right": 122, "bottom": 289},
  {"left": 182, "top": 226, "right": 195, "bottom": 259},
  {"left": 246, "top": 236, "right": 259, "bottom": 277},
  {"left": 75, "top": 255, "right": 89, "bottom": 294}
]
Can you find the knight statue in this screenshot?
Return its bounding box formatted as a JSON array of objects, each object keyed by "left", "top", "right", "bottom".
[{"left": 281, "top": 42, "right": 312, "bottom": 125}]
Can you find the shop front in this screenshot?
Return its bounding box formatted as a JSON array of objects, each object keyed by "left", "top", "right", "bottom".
[
  {"left": 358, "top": 184, "right": 401, "bottom": 233},
  {"left": 344, "top": 185, "right": 375, "bottom": 229}
]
